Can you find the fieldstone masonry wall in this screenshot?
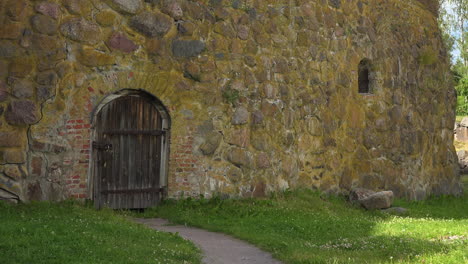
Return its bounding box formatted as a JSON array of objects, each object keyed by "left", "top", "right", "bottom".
[{"left": 0, "top": 0, "right": 462, "bottom": 203}]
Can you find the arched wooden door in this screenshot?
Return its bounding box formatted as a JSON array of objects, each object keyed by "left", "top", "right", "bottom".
[{"left": 93, "top": 93, "right": 169, "bottom": 209}]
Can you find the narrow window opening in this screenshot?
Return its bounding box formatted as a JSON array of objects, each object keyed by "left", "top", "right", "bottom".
[{"left": 358, "top": 59, "right": 371, "bottom": 94}]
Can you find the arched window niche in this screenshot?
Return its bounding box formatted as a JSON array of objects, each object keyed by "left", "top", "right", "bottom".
[{"left": 358, "top": 59, "right": 372, "bottom": 94}]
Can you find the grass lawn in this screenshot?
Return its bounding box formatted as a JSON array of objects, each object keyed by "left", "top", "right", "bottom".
[
  {"left": 0, "top": 201, "right": 201, "bottom": 264},
  {"left": 138, "top": 185, "right": 468, "bottom": 264}
]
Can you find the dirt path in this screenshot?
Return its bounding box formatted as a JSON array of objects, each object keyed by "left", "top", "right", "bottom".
[{"left": 135, "top": 218, "right": 283, "bottom": 264}]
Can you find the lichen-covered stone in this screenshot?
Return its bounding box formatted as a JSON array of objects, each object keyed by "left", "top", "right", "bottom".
[
  {"left": 10, "top": 79, "right": 34, "bottom": 99},
  {"left": 6, "top": 0, "right": 27, "bottom": 21},
  {"left": 231, "top": 106, "right": 249, "bottom": 125},
  {"left": 328, "top": 0, "right": 341, "bottom": 9},
  {"left": 256, "top": 152, "right": 271, "bottom": 169},
  {"left": 162, "top": 1, "right": 183, "bottom": 19},
  {"left": 37, "top": 70, "right": 59, "bottom": 86},
  {"left": 106, "top": 32, "right": 138, "bottom": 53},
  {"left": 172, "top": 40, "right": 206, "bottom": 57},
  {"left": 9, "top": 58, "right": 33, "bottom": 78},
  {"left": 227, "top": 128, "right": 250, "bottom": 148},
  {"left": 5, "top": 100, "right": 38, "bottom": 125},
  {"left": 62, "top": 0, "right": 91, "bottom": 15},
  {"left": 200, "top": 131, "right": 222, "bottom": 155},
  {"left": 77, "top": 47, "right": 115, "bottom": 67},
  {"left": 4, "top": 150, "right": 26, "bottom": 164},
  {"left": 96, "top": 10, "right": 117, "bottom": 27},
  {"left": 108, "top": 0, "right": 143, "bottom": 14},
  {"left": 227, "top": 148, "right": 251, "bottom": 168},
  {"left": 0, "top": 41, "right": 18, "bottom": 58},
  {"left": 0, "top": 132, "right": 24, "bottom": 148},
  {"left": 31, "top": 15, "right": 58, "bottom": 36},
  {"left": 227, "top": 166, "right": 242, "bottom": 183},
  {"left": 60, "top": 18, "right": 101, "bottom": 45},
  {"left": 359, "top": 191, "right": 394, "bottom": 210},
  {"left": 0, "top": 0, "right": 459, "bottom": 203},
  {"left": 0, "top": 23, "right": 23, "bottom": 40},
  {"left": 130, "top": 11, "right": 173, "bottom": 38},
  {"left": 0, "top": 81, "right": 9, "bottom": 102},
  {"left": 35, "top": 2, "right": 61, "bottom": 20}
]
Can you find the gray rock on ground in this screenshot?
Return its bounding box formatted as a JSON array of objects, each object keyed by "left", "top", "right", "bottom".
[
  {"left": 359, "top": 191, "right": 394, "bottom": 210},
  {"left": 349, "top": 187, "right": 375, "bottom": 202}
]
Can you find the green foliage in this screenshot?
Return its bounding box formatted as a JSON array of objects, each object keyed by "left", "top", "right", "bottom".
[
  {"left": 222, "top": 87, "right": 240, "bottom": 105},
  {"left": 0, "top": 201, "right": 201, "bottom": 264},
  {"left": 140, "top": 189, "right": 468, "bottom": 264}
]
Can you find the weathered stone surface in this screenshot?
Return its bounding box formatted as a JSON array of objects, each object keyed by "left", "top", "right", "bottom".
[
  {"left": 232, "top": 106, "right": 249, "bottom": 125},
  {"left": 0, "top": 174, "right": 22, "bottom": 198},
  {"left": 4, "top": 165, "right": 23, "bottom": 180},
  {"left": 4, "top": 150, "right": 26, "bottom": 164},
  {"left": 0, "top": 81, "right": 9, "bottom": 102},
  {"left": 172, "top": 40, "right": 206, "bottom": 57},
  {"left": 96, "top": 10, "right": 117, "bottom": 26},
  {"left": 252, "top": 110, "right": 264, "bottom": 124},
  {"left": 349, "top": 187, "right": 375, "bottom": 202},
  {"left": 252, "top": 181, "right": 266, "bottom": 198},
  {"left": 237, "top": 25, "right": 249, "bottom": 40},
  {"left": 227, "top": 128, "right": 250, "bottom": 148},
  {"left": 31, "top": 34, "right": 60, "bottom": 54},
  {"left": 328, "top": 0, "right": 341, "bottom": 8},
  {"left": 62, "top": 0, "right": 91, "bottom": 15},
  {"left": 9, "top": 58, "right": 33, "bottom": 77},
  {"left": 130, "top": 11, "right": 173, "bottom": 38},
  {"left": 227, "top": 166, "right": 242, "bottom": 183},
  {"left": 60, "top": 18, "right": 101, "bottom": 45},
  {"left": 0, "top": 23, "right": 23, "bottom": 40},
  {"left": 35, "top": 2, "right": 61, "bottom": 19},
  {"left": 108, "top": 0, "right": 143, "bottom": 14},
  {"left": 106, "top": 32, "right": 138, "bottom": 53},
  {"left": 227, "top": 148, "right": 251, "bottom": 167},
  {"left": 6, "top": 0, "right": 27, "bottom": 21},
  {"left": 37, "top": 85, "right": 55, "bottom": 101},
  {"left": 5, "top": 100, "right": 38, "bottom": 125},
  {"left": 256, "top": 152, "right": 271, "bottom": 169},
  {"left": 359, "top": 191, "right": 394, "bottom": 210},
  {"left": 0, "top": 41, "right": 18, "bottom": 58},
  {"left": 31, "top": 15, "right": 58, "bottom": 35},
  {"left": 200, "top": 131, "right": 222, "bottom": 155},
  {"left": 37, "top": 70, "right": 59, "bottom": 85},
  {"left": 0, "top": 0, "right": 459, "bottom": 202},
  {"left": 0, "top": 132, "right": 24, "bottom": 148},
  {"left": 10, "top": 79, "right": 34, "bottom": 99},
  {"left": 0, "top": 60, "right": 8, "bottom": 79},
  {"left": 77, "top": 47, "right": 115, "bottom": 67},
  {"left": 162, "top": 1, "right": 183, "bottom": 19}
]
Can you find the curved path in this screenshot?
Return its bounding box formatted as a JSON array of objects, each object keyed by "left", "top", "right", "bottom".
[{"left": 135, "top": 218, "right": 283, "bottom": 264}]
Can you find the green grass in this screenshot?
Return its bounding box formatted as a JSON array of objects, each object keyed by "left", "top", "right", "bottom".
[
  {"left": 138, "top": 189, "right": 468, "bottom": 264},
  {"left": 0, "top": 201, "right": 201, "bottom": 264}
]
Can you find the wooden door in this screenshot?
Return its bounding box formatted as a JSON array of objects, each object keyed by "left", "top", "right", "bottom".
[{"left": 93, "top": 95, "right": 165, "bottom": 209}]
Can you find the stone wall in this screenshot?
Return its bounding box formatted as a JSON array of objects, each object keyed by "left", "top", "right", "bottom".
[{"left": 0, "top": 0, "right": 462, "bottom": 203}]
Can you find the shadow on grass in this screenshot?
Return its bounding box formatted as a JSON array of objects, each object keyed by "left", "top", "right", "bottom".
[{"left": 133, "top": 190, "right": 466, "bottom": 264}]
